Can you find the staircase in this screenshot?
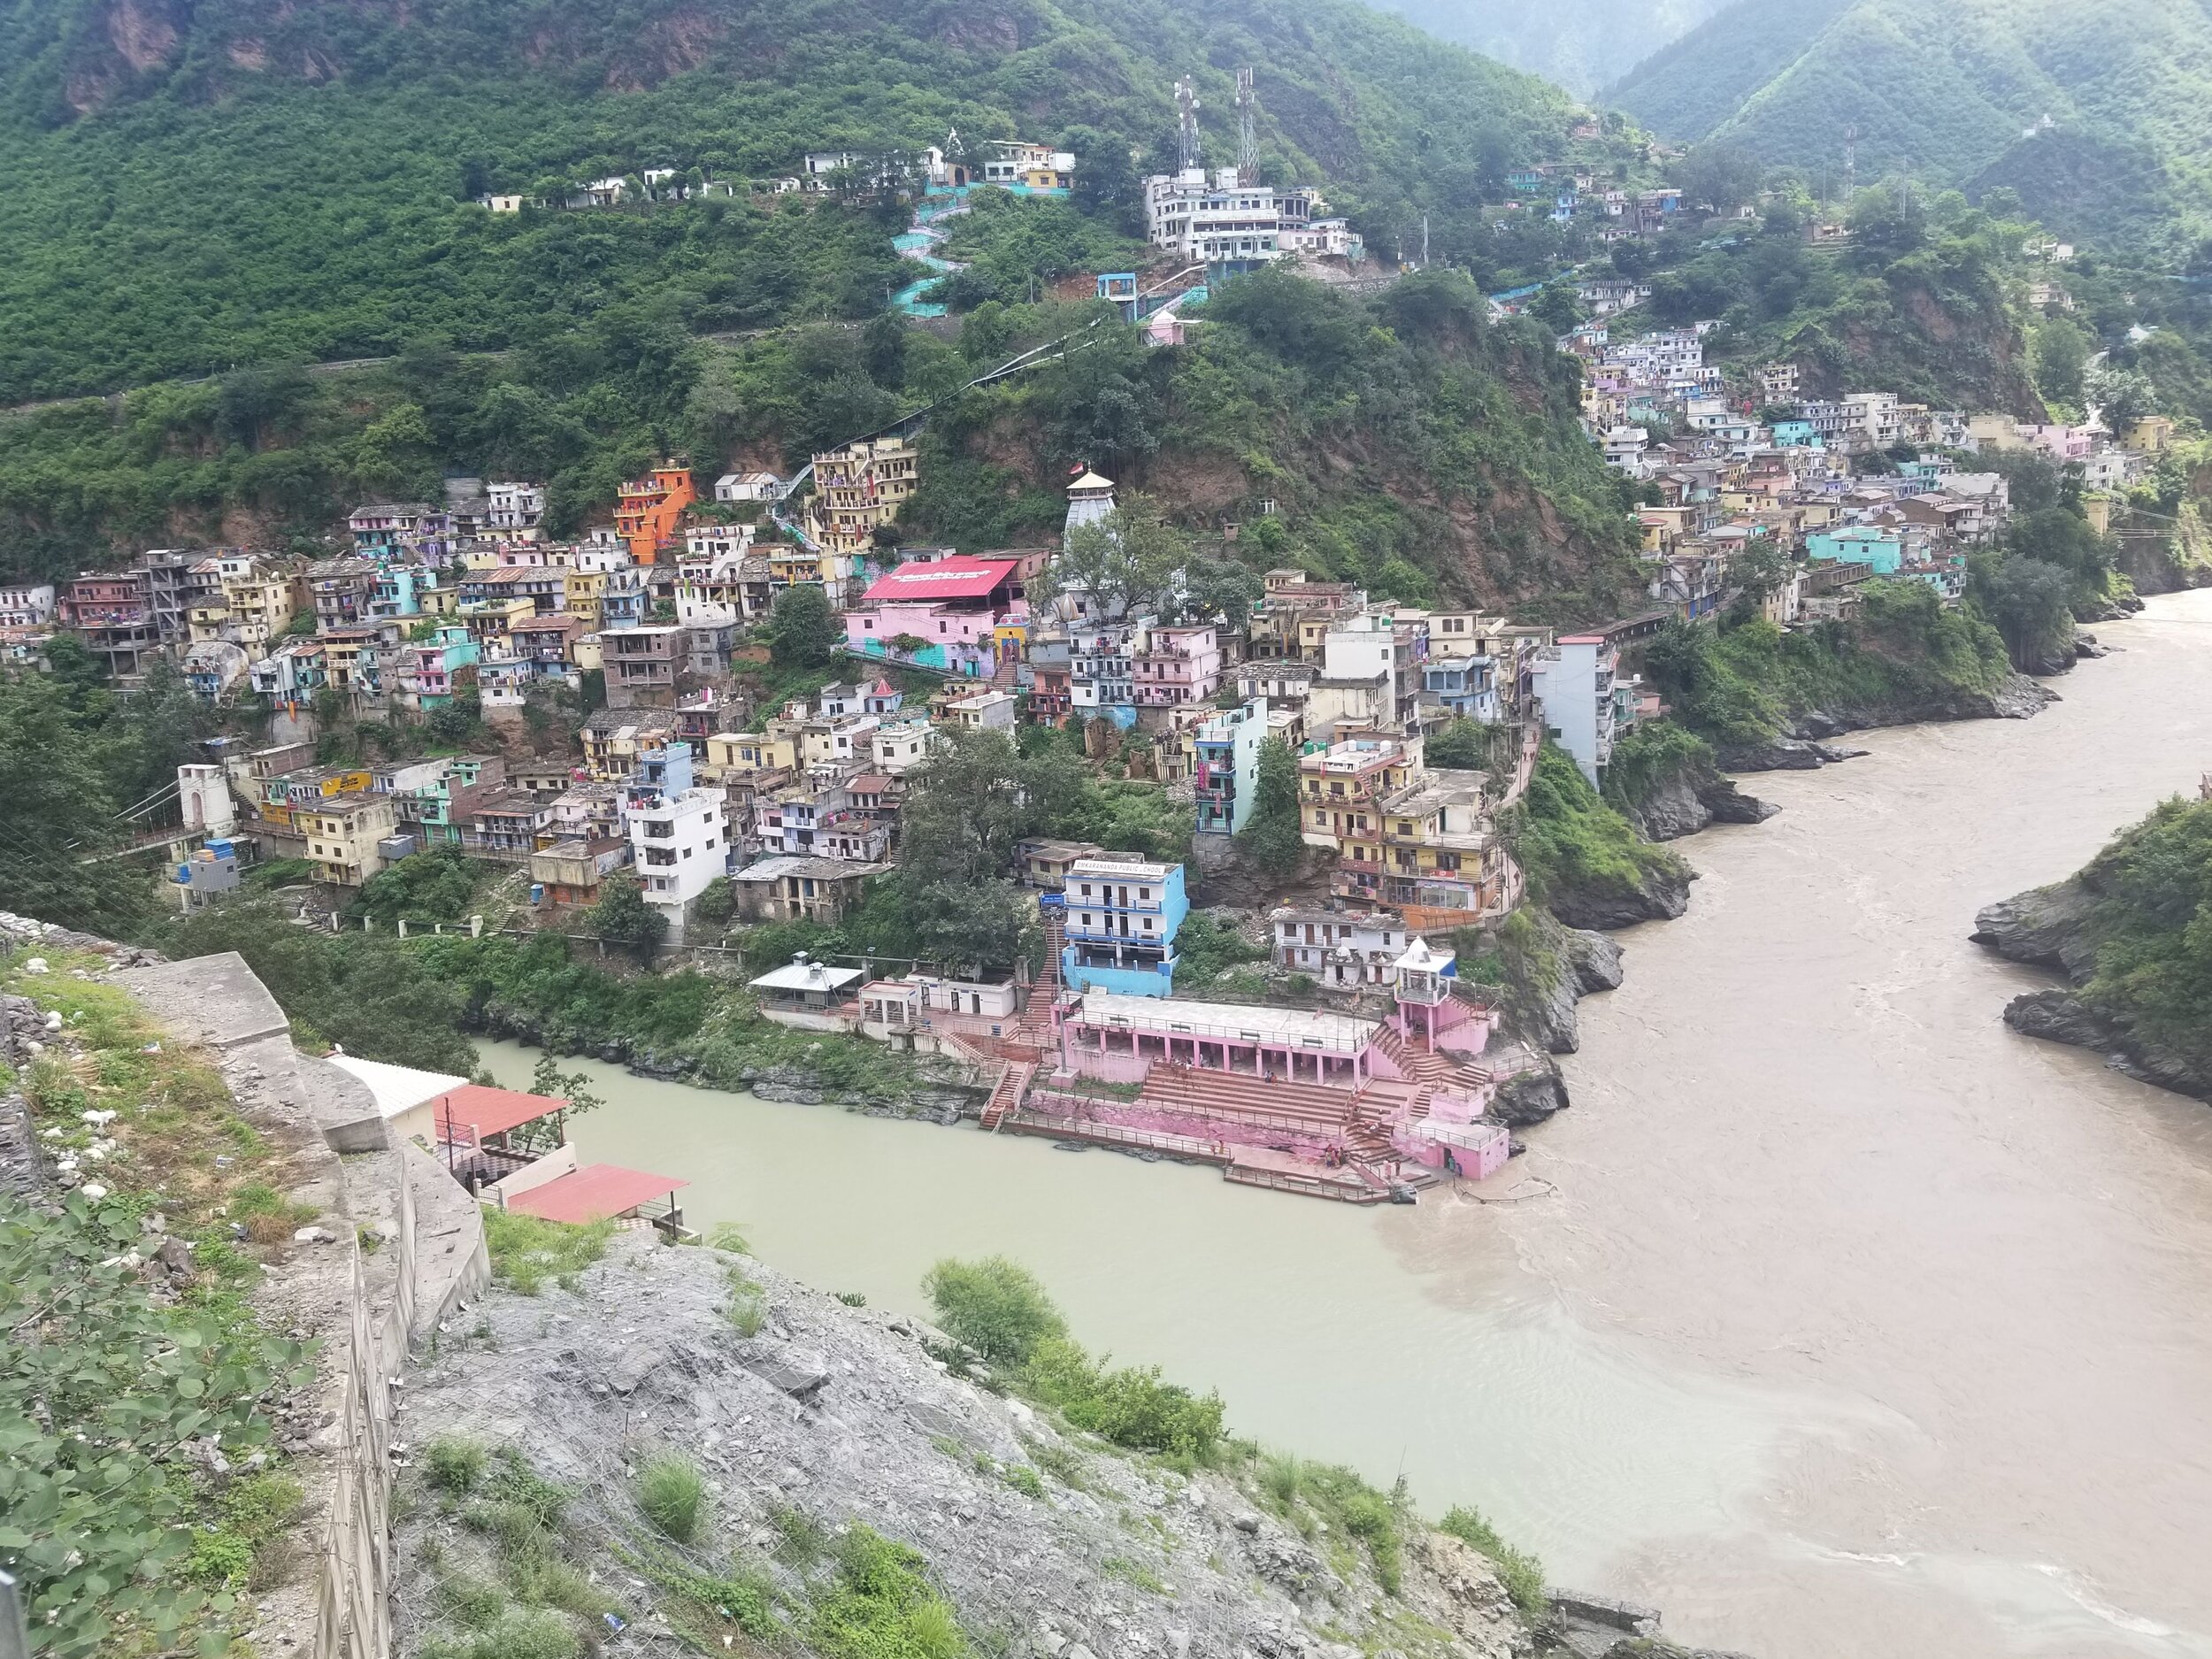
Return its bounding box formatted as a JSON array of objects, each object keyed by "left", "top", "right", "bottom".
[
  {"left": 979, "top": 1059, "right": 1036, "bottom": 1132},
  {"left": 1138, "top": 1064, "right": 1361, "bottom": 1134},
  {"left": 1372, "top": 1018, "right": 1493, "bottom": 1096},
  {"left": 1017, "top": 908, "right": 1065, "bottom": 1044}
]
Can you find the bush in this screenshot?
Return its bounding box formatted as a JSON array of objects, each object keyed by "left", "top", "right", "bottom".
[
  {"left": 1439, "top": 1505, "right": 1548, "bottom": 1619},
  {"left": 806, "top": 1525, "right": 967, "bottom": 1659},
  {"left": 1021, "top": 1337, "right": 1226, "bottom": 1463},
  {"left": 482, "top": 1210, "right": 613, "bottom": 1295},
  {"left": 923, "top": 1256, "right": 1067, "bottom": 1366},
  {"left": 420, "top": 1608, "right": 580, "bottom": 1659},
  {"left": 635, "top": 1455, "right": 708, "bottom": 1544},
  {"left": 425, "top": 1436, "right": 489, "bottom": 1497}
]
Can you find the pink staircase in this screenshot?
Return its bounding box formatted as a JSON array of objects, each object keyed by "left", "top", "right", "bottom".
[{"left": 979, "top": 1059, "right": 1035, "bottom": 1132}]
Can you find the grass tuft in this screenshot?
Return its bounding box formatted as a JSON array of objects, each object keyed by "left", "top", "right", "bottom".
[{"left": 634, "top": 1453, "right": 708, "bottom": 1544}]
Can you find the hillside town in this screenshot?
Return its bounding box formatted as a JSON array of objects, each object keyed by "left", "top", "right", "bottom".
[{"left": 0, "top": 102, "right": 2179, "bottom": 1211}]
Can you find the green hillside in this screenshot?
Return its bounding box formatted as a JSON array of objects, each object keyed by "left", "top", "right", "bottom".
[
  {"left": 1357, "top": 0, "right": 1724, "bottom": 97},
  {"left": 0, "top": 0, "right": 1574, "bottom": 404},
  {"left": 1607, "top": 0, "right": 2212, "bottom": 258}
]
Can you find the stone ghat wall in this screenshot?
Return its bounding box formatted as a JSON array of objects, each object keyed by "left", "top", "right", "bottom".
[{"left": 110, "top": 949, "right": 492, "bottom": 1659}]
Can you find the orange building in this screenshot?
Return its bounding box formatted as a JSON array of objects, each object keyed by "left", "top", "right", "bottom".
[{"left": 614, "top": 464, "right": 696, "bottom": 563}]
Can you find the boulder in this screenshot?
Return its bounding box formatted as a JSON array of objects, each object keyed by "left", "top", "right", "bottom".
[{"left": 741, "top": 1341, "right": 832, "bottom": 1401}]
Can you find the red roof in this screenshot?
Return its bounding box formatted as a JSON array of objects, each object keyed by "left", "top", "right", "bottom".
[
  {"left": 431, "top": 1084, "right": 568, "bottom": 1143},
  {"left": 862, "top": 556, "right": 1018, "bottom": 603},
  {"left": 847, "top": 774, "right": 892, "bottom": 794},
  {"left": 504, "top": 1164, "right": 686, "bottom": 1224}
]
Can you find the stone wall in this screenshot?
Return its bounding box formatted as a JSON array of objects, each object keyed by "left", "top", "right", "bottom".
[{"left": 111, "top": 952, "right": 491, "bottom": 1659}]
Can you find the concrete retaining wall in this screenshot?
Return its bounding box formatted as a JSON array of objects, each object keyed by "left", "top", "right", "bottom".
[{"left": 112, "top": 953, "right": 490, "bottom": 1659}]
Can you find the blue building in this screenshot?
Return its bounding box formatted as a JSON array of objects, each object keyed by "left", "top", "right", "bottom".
[
  {"left": 1422, "top": 657, "right": 1499, "bottom": 722},
  {"left": 1060, "top": 856, "right": 1188, "bottom": 999},
  {"left": 1770, "top": 420, "right": 1823, "bottom": 449},
  {"left": 1193, "top": 699, "right": 1268, "bottom": 837}
]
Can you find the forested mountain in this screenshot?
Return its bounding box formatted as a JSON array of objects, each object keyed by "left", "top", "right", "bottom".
[
  {"left": 1356, "top": 0, "right": 1723, "bottom": 96},
  {"left": 1607, "top": 0, "right": 2212, "bottom": 259},
  {"left": 0, "top": 0, "right": 1574, "bottom": 403}
]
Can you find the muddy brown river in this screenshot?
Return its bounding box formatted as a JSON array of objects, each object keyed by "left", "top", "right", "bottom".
[{"left": 482, "top": 587, "right": 2212, "bottom": 1659}]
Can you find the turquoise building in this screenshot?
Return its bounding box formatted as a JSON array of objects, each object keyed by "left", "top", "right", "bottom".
[
  {"left": 1193, "top": 699, "right": 1268, "bottom": 837},
  {"left": 1807, "top": 526, "right": 1902, "bottom": 574}
]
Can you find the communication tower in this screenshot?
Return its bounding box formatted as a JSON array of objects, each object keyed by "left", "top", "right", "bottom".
[
  {"left": 1236, "top": 68, "right": 1258, "bottom": 186},
  {"left": 1176, "top": 78, "right": 1202, "bottom": 173}
]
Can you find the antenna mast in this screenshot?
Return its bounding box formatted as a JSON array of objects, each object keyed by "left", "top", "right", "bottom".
[
  {"left": 1235, "top": 67, "right": 1258, "bottom": 187},
  {"left": 1843, "top": 123, "right": 1858, "bottom": 201},
  {"left": 1176, "top": 77, "right": 1202, "bottom": 173}
]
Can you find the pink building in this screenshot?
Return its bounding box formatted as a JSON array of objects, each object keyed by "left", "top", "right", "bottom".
[
  {"left": 1132, "top": 625, "right": 1220, "bottom": 706},
  {"left": 844, "top": 555, "right": 1024, "bottom": 677}
]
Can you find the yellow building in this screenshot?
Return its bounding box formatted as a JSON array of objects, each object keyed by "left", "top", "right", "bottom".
[
  {"left": 303, "top": 796, "right": 397, "bottom": 887},
  {"left": 703, "top": 730, "right": 799, "bottom": 779},
  {"left": 462, "top": 597, "right": 535, "bottom": 653},
  {"left": 563, "top": 569, "right": 607, "bottom": 629},
  {"left": 806, "top": 435, "right": 918, "bottom": 557}
]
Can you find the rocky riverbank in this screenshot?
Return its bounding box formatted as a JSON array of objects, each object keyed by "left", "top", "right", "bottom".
[
  {"left": 1713, "top": 672, "right": 2058, "bottom": 773},
  {"left": 396, "top": 1232, "right": 1747, "bottom": 1659},
  {"left": 1971, "top": 876, "right": 2212, "bottom": 1102}
]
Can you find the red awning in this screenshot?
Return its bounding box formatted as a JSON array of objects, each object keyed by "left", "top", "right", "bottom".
[
  {"left": 861, "top": 556, "right": 1017, "bottom": 603},
  {"left": 431, "top": 1084, "right": 569, "bottom": 1143},
  {"left": 504, "top": 1164, "right": 686, "bottom": 1225}
]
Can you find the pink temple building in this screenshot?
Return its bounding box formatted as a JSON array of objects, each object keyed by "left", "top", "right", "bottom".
[{"left": 1020, "top": 937, "right": 1512, "bottom": 1202}]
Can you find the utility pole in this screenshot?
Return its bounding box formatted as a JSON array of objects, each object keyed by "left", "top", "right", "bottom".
[
  {"left": 1421, "top": 214, "right": 1430, "bottom": 268},
  {"left": 1235, "top": 67, "right": 1258, "bottom": 187},
  {"left": 1843, "top": 123, "right": 1857, "bottom": 202}
]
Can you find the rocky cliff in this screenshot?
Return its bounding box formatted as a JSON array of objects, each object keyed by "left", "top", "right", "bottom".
[
  {"left": 1712, "top": 672, "right": 2058, "bottom": 772},
  {"left": 1971, "top": 880, "right": 2211, "bottom": 1102}
]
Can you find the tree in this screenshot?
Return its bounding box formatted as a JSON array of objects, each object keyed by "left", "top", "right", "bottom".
[
  {"left": 1976, "top": 556, "right": 2078, "bottom": 672},
  {"left": 1425, "top": 718, "right": 1502, "bottom": 772},
  {"left": 1065, "top": 126, "right": 1142, "bottom": 234},
  {"left": 2085, "top": 364, "right": 2154, "bottom": 434},
  {"left": 1530, "top": 279, "right": 1584, "bottom": 334},
  {"left": 1033, "top": 497, "right": 1190, "bottom": 620},
  {"left": 530, "top": 1053, "right": 605, "bottom": 1119},
  {"left": 1675, "top": 144, "right": 1763, "bottom": 213},
  {"left": 2032, "top": 318, "right": 2093, "bottom": 408},
  {"left": 1241, "top": 738, "right": 1305, "bottom": 875},
  {"left": 907, "top": 877, "right": 1035, "bottom": 976},
  {"left": 588, "top": 877, "right": 666, "bottom": 960},
  {"left": 766, "top": 582, "right": 840, "bottom": 669},
  {"left": 923, "top": 1256, "right": 1067, "bottom": 1366},
  {"left": 352, "top": 850, "right": 479, "bottom": 926}
]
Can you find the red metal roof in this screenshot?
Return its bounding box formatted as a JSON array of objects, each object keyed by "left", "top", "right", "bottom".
[
  {"left": 430, "top": 1084, "right": 568, "bottom": 1143},
  {"left": 861, "top": 556, "right": 1018, "bottom": 603},
  {"left": 504, "top": 1164, "right": 686, "bottom": 1224}
]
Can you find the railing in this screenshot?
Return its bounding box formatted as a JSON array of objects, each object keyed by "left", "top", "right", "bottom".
[{"left": 1071, "top": 1011, "right": 1367, "bottom": 1056}]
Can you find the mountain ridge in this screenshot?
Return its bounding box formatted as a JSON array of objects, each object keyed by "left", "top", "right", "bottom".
[{"left": 1607, "top": 0, "right": 2212, "bottom": 257}]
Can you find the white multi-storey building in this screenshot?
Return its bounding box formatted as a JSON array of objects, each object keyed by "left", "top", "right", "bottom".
[{"left": 625, "top": 743, "right": 728, "bottom": 935}]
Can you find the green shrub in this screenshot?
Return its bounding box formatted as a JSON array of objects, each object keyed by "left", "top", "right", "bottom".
[
  {"left": 922, "top": 1256, "right": 1067, "bottom": 1366},
  {"left": 420, "top": 1607, "right": 581, "bottom": 1659},
  {"left": 1001, "top": 1464, "right": 1046, "bottom": 1500},
  {"left": 424, "top": 1435, "right": 490, "bottom": 1496},
  {"left": 806, "top": 1525, "right": 968, "bottom": 1659},
  {"left": 1022, "top": 1337, "right": 1226, "bottom": 1463},
  {"left": 482, "top": 1210, "right": 614, "bottom": 1294},
  {"left": 1439, "top": 1505, "right": 1548, "bottom": 1619},
  {"left": 437, "top": 1574, "right": 508, "bottom": 1630},
  {"left": 725, "top": 1266, "right": 767, "bottom": 1335},
  {"left": 635, "top": 1454, "right": 708, "bottom": 1544}
]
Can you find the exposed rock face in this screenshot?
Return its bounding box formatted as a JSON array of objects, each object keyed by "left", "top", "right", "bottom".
[
  {"left": 1716, "top": 675, "right": 2058, "bottom": 772},
  {"left": 1546, "top": 863, "right": 1693, "bottom": 932},
  {"left": 393, "top": 1236, "right": 1535, "bottom": 1659},
  {"left": 1622, "top": 767, "right": 1778, "bottom": 843},
  {"left": 1972, "top": 879, "right": 2210, "bottom": 1102}
]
